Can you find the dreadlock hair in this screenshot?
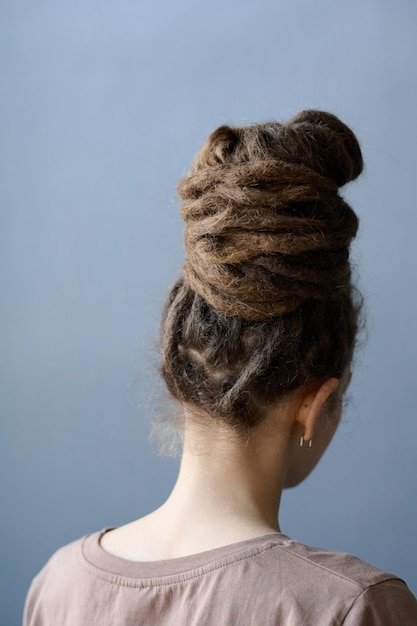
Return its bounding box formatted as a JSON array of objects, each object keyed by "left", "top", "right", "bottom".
[{"left": 160, "top": 110, "right": 363, "bottom": 433}]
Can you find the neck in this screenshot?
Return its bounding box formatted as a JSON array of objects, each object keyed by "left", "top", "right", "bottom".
[
  {"left": 101, "top": 409, "right": 295, "bottom": 561},
  {"left": 158, "top": 417, "right": 291, "bottom": 552}
]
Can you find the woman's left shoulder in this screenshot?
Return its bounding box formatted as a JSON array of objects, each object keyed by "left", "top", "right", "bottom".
[{"left": 23, "top": 530, "right": 101, "bottom": 626}]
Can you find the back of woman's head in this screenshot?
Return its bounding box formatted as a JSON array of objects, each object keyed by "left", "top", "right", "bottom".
[{"left": 161, "top": 110, "right": 363, "bottom": 431}]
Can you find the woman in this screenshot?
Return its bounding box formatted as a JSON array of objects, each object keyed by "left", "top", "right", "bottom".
[{"left": 24, "top": 110, "right": 417, "bottom": 625}]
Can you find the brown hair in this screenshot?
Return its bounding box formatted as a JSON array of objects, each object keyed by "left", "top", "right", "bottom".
[{"left": 160, "top": 110, "right": 363, "bottom": 431}]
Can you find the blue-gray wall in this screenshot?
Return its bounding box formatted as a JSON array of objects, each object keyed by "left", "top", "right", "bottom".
[{"left": 1, "top": 1, "right": 416, "bottom": 623}]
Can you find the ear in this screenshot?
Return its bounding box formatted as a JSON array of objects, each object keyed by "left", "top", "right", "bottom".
[{"left": 295, "top": 378, "right": 340, "bottom": 442}]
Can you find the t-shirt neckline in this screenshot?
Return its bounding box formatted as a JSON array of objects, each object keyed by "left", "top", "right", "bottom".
[{"left": 81, "top": 527, "right": 289, "bottom": 582}]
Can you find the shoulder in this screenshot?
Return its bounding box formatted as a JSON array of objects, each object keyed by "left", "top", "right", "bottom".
[
  {"left": 23, "top": 530, "right": 417, "bottom": 626},
  {"left": 270, "top": 536, "right": 397, "bottom": 588},
  {"left": 250, "top": 535, "right": 417, "bottom": 624},
  {"left": 23, "top": 531, "right": 102, "bottom": 626},
  {"left": 341, "top": 577, "right": 417, "bottom": 625}
]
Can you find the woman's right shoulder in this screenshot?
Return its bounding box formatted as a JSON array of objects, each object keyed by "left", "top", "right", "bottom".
[{"left": 268, "top": 536, "right": 417, "bottom": 625}]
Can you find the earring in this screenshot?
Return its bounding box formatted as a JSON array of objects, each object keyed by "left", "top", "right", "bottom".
[{"left": 299, "top": 436, "right": 313, "bottom": 450}]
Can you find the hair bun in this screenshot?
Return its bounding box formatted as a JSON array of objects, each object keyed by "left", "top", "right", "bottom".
[
  {"left": 287, "top": 109, "right": 363, "bottom": 186},
  {"left": 193, "top": 125, "right": 240, "bottom": 169},
  {"left": 179, "top": 111, "right": 362, "bottom": 320}
]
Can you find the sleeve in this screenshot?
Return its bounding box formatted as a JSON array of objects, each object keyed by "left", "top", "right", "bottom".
[{"left": 342, "top": 578, "right": 417, "bottom": 626}]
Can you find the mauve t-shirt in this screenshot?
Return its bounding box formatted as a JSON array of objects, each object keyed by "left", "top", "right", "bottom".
[{"left": 24, "top": 528, "right": 417, "bottom": 625}]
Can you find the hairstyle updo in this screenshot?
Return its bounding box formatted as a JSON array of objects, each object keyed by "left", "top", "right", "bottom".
[{"left": 161, "top": 110, "right": 363, "bottom": 431}]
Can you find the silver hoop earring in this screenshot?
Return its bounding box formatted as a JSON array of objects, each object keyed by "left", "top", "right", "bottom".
[{"left": 299, "top": 436, "right": 312, "bottom": 450}]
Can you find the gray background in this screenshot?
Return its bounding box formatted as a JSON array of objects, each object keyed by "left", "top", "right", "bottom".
[{"left": 1, "top": 1, "right": 416, "bottom": 623}]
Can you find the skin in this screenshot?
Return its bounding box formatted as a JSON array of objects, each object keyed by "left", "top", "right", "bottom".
[{"left": 101, "top": 375, "right": 347, "bottom": 562}]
